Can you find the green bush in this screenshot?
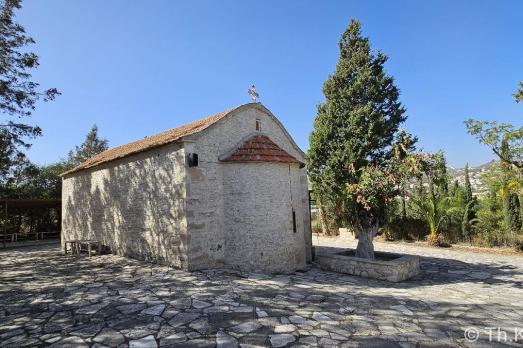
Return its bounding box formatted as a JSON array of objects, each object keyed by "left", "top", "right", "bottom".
[
  {"left": 513, "top": 235, "right": 523, "bottom": 252},
  {"left": 384, "top": 217, "right": 428, "bottom": 241},
  {"left": 472, "top": 228, "right": 515, "bottom": 248},
  {"left": 311, "top": 215, "right": 323, "bottom": 234}
]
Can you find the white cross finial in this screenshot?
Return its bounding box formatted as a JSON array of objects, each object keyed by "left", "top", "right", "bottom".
[{"left": 248, "top": 85, "right": 259, "bottom": 102}]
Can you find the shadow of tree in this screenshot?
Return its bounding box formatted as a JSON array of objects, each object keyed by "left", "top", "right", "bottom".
[
  {"left": 62, "top": 144, "right": 189, "bottom": 269},
  {"left": 316, "top": 246, "right": 523, "bottom": 289},
  {"left": 1, "top": 245, "right": 521, "bottom": 347}
]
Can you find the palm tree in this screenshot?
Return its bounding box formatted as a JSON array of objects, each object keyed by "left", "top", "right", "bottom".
[{"left": 413, "top": 181, "right": 458, "bottom": 245}]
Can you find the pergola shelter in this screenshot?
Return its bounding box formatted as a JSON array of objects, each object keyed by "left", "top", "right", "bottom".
[{"left": 1, "top": 198, "right": 61, "bottom": 248}]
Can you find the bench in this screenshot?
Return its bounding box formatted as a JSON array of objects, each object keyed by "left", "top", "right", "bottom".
[{"left": 64, "top": 240, "right": 102, "bottom": 257}]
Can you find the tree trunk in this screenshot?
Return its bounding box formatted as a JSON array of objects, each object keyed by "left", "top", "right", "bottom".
[
  {"left": 401, "top": 195, "right": 407, "bottom": 220},
  {"left": 355, "top": 223, "right": 379, "bottom": 259},
  {"left": 318, "top": 204, "right": 329, "bottom": 235}
]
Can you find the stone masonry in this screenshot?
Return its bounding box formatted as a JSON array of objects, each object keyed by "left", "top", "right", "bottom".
[
  {"left": 61, "top": 103, "right": 311, "bottom": 273},
  {"left": 317, "top": 251, "right": 420, "bottom": 282},
  {"left": 61, "top": 142, "right": 189, "bottom": 269},
  {"left": 1, "top": 242, "right": 522, "bottom": 347}
]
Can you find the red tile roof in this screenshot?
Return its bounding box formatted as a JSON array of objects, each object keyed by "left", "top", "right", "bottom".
[
  {"left": 61, "top": 106, "right": 240, "bottom": 176},
  {"left": 220, "top": 135, "right": 304, "bottom": 167}
]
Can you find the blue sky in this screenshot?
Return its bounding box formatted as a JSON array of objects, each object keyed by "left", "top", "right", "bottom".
[{"left": 16, "top": 0, "right": 523, "bottom": 167}]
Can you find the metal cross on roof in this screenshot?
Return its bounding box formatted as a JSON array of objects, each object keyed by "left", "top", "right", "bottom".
[{"left": 248, "top": 85, "right": 259, "bottom": 102}]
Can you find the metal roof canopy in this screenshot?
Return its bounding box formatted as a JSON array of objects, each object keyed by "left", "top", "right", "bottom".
[{"left": 0, "top": 199, "right": 61, "bottom": 209}]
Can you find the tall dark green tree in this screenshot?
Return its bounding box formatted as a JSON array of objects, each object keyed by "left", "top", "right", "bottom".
[
  {"left": 450, "top": 179, "right": 460, "bottom": 197},
  {"left": 438, "top": 165, "right": 449, "bottom": 197},
  {"left": 395, "top": 129, "right": 417, "bottom": 220},
  {"left": 308, "top": 19, "right": 408, "bottom": 234},
  {"left": 461, "top": 198, "right": 478, "bottom": 242},
  {"left": 499, "top": 137, "right": 521, "bottom": 231},
  {"left": 68, "top": 125, "right": 108, "bottom": 166},
  {"left": 0, "top": 0, "right": 59, "bottom": 168},
  {"left": 505, "top": 194, "right": 521, "bottom": 231},
  {"left": 461, "top": 163, "right": 477, "bottom": 239},
  {"left": 463, "top": 164, "right": 473, "bottom": 203}
]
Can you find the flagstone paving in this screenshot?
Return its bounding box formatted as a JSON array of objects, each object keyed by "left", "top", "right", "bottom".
[{"left": 1, "top": 241, "right": 522, "bottom": 347}]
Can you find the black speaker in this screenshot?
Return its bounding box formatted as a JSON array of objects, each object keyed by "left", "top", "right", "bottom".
[{"left": 187, "top": 153, "right": 199, "bottom": 167}]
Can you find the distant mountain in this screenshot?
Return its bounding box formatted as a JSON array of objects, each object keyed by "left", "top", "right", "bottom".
[
  {"left": 406, "top": 161, "right": 494, "bottom": 196},
  {"left": 447, "top": 161, "right": 495, "bottom": 195}
]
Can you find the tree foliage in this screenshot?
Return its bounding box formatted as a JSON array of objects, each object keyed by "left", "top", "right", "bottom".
[
  {"left": 0, "top": 0, "right": 59, "bottom": 161},
  {"left": 515, "top": 82, "right": 523, "bottom": 103},
  {"left": 66, "top": 125, "right": 108, "bottom": 167},
  {"left": 461, "top": 198, "right": 478, "bottom": 242},
  {"left": 459, "top": 163, "right": 477, "bottom": 239},
  {"left": 0, "top": 125, "right": 109, "bottom": 238},
  {"left": 407, "top": 152, "right": 456, "bottom": 244},
  {"left": 463, "top": 164, "right": 473, "bottom": 203},
  {"left": 346, "top": 81, "right": 523, "bottom": 250},
  {"left": 498, "top": 136, "right": 522, "bottom": 231},
  {"left": 0, "top": 125, "right": 108, "bottom": 199},
  {"left": 504, "top": 193, "right": 521, "bottom": 231},
  {"left": 465, "top": 120, "right": 523, "bottom": 169},
  {"left": 346, "top": 135, "right": 420, "bottom": 258},
  {"left": 308, "top": 19, "right": 409, "bottom": 231},
  {"left": 465, "top": 82, "right": 523, "bottom": 169}
]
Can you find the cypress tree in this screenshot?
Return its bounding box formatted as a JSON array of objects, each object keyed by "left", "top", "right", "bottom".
[
  {"left": 400, "top": 190, "right": 407, "bottom": 220},
  {"left": 464, "top": 164, "right": 473, "bottom": 203},
  {"left": 462, "top": 201, "right": 472, "bottom": 242},
  {"left": 450, "top": 179, "right": 459, "bottom": 197},
  {"left": 500, "top": 137, "right": 521, "bottom": 230},
  {"left": 308, "top": 19, "right": 407, "bottom": 229},
  {"left": 434, "top": 152, "right": 449, "bottom": 197},
  {"left": 506, "top": 194, "right": 522, "bottom": 230},
  {"left": 67, "top": 125, "right": 109, "bottom": 166},
  {"left": 462, "top": 197, "right": 478, "bottom": 243},
  {"left": 461, "top": 163, "right": 477, "bottom": 240}
]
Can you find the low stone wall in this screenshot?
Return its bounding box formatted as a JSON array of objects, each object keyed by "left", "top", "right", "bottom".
[{"left": 317, "top": 250, "right": 420, "bottom": 282}]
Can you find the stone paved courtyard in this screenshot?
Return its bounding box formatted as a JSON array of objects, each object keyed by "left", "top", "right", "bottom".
[{"left": 1, "top": 238, "right": 523, "bottom": 348}]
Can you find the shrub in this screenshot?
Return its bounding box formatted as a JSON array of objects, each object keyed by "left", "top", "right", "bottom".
[
  {"left": 472, "top": 229, "right": 515, "bottom": 248},
  {"left": 311, "top": 215, "right": 323, "bottom": 234},
  {"left": 513, "top": 236, "right": 523, "bottom": 252},
  {"left": 384, "top": 217, "right": 428, "bottom": 241},
  {"left": 427, "top": 234, "right": 451, "bottom": 248}
]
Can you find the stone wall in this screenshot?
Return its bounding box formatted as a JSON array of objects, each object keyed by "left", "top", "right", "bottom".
[
  {"left": 62, "top": 143, "right": 189, "bottom": 269},
  {"left": 184, "top": 104, "right": 310, "bottom": 272},
  {"left": 317, "top": 251, "right": 420, "bottom": 282},
  {"left": 62, "top": 104, "right": 311, "bottom": 273},
  {"left": 222, "top": 162, "right": 306, "bottom": 272}
]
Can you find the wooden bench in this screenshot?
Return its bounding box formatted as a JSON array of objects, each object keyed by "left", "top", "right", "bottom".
[
  {"left": 64, "top": 240, "right": 78, "bottom": 254},
  {"left": 64, "top": 239, "right": 102, "bottom": 257}
]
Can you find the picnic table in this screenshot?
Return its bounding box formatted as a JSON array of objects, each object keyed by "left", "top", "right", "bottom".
[{"left": 64, "top": 239, "right": 102, "bottom": 257}]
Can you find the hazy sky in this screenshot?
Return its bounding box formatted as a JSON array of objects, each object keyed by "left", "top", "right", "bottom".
[{"left": 14, "top": 0, "right": 523, "bottom": 167}]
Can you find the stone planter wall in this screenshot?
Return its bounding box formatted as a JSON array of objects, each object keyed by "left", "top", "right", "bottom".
[{"left": 317, "top": 250, "right": 420, "bottom": 282}]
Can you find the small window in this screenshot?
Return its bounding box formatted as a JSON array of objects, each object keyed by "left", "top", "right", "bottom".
[
  {"left": 255, "top": 119, "right": 261, "bottom": 132},
  {"left": 292, "top": 211, "right": 297, "bottom": 233}
]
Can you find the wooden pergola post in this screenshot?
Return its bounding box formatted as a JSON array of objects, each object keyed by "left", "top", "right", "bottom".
[{"left": 3, "top": 200, "right": 7, "bottom": 249}]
